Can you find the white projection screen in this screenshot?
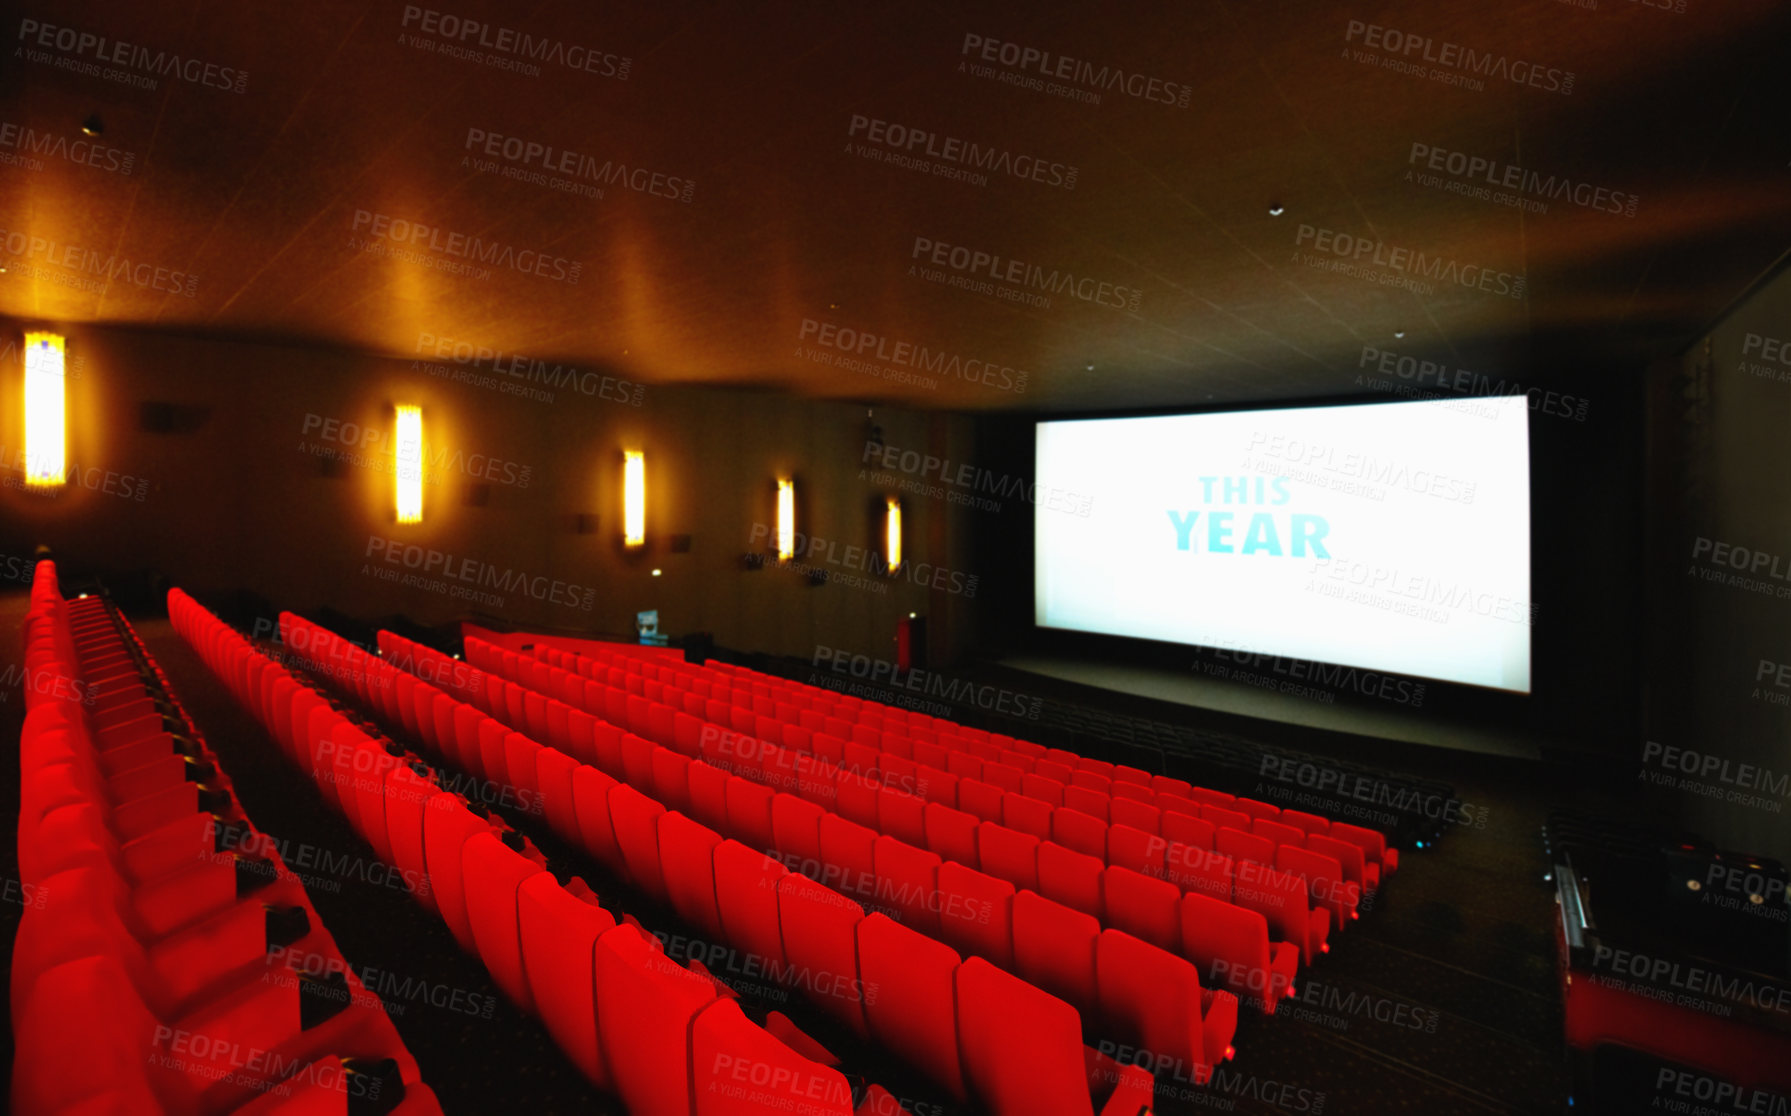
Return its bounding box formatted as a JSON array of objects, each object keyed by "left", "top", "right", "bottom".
[{"left": 1034, "top": 397, "right": 1532, "bottom": 693}]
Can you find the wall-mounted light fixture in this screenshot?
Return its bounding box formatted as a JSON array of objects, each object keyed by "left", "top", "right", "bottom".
[
  {"left": 776, "top": 478, "right": 795, "bottom": 561},
  {"left": 394, "top": 405, "right": 423, "bottom": 523},
  {"left": 23, "top": 332, "right": 66, "bottom": 487},
  {"left": 885, "top": 497, "right": 903, "bottom": 573},
  {"left": 623, "top": 450, "right": 646, "bottom": 546}
]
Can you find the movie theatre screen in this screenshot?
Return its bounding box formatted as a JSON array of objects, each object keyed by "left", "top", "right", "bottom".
[{"left": 1035, "top": 397, "right": 1532, "bottom": 693}]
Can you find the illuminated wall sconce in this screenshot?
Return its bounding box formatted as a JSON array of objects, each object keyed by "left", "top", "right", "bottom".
[
  {"left": 394, "top": 405, "right": 424, "bottom": 523},
  {"left": 776, "top": 478, "right": 795, "bottom": 561},
  {"left": 623, "top": 450, "right": 646, "bottom": 546},
  {"left": 23, "top": 332, "right": 67, "bottom": 487},
  {"left": 885, "top": 497, "right": 903, "bottom": 573}
]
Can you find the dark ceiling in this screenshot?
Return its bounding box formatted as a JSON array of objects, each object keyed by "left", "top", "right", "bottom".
[{"left": 2, "top": 0, "right": 1788, "bottom": 411}]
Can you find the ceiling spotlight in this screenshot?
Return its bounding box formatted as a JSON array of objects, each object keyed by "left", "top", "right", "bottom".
[
  {"left": 81, "top": 114, "right": 103, "bottom": 137},
  {"left": 908, "top": 612, "right": 917, "bottom": 619},
  {"left": 1394, "top": 330, "right": 1406, "bottom": 339},
  {"left": 1085, "top": 364, "right": 1095, "bottom": 372},
  {"left": 1268, "top": 204, "right": 1284, "bottom": 217},
  {"left": 651, "top": 568, "right": 662, "bottom": 577}
]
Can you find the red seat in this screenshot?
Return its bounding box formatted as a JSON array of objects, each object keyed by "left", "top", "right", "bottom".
[
  {"left": 476, "top": 718, "right": 511, "bottom": 789},
  {"left": 955, "top": 958, "right": 1092, "bottom": 1116},
  {"left": 1180, "top": 892, "right": 1295, "bottom": 1014},
  {"left": 1170, "top": 845, "right": 1235, "bottom": 902},
  {"left": 770, "top": 793, "right": 825, "bottom": 874},
  {"left": 593, "top": 925, "right": 718, "bottom": 1114},
  {"left": 607, "top": 782, "right": 667, "bottom": 898},
  {"left": 1253, "top": 817, "right": 1305, "bottom": 850},
  {"left": 818, "top": 813, "right": 879, "bottom": 904},
  {"left": 835, "top": 773, "right": 881, "bottom": 829},
  {"left": 1107, "top": 823, "right": 1167, "bottom": 880},
  {"left": 1278, "top": 844, "right": 1357, "bottom": 930},
  {"left": 856, "top": 914, "right": 966, "bottom": 1099},
  {"left": 981, "top": 762, "right": 1024, "bottom": 794},
  {"left": 1108, "top": 798, "right": 1161, "bottom": 836},
  {"left": 659, "top": 812, "right": 726, "bottom": 939},
  {"left": 619, "top": 731, "right": 657, "bottom": 791},
  {"left": 461, "top": 831, "right": 546, "bottom": 1013},
  {"left": 1036, "top": 841, "right": 1103, "bottom": 916},
  {"left": 1161, "top": 811, "right": 1215, "bottom": 854},
  {"left": 871, "top": 836, "right": 942, "bottom": 936},
  {"left": 1062, "top": 785, "right": 1110, "bottom": 821},
  {"left": 1202, "top": 805, "right": 1253, "bottom": 833},
  {"left": 877, "top": 786, "right": 928, "bottom": 848},
  {"left": 383, "top": 765, "right": 439, "bottom": 911},
  {"left": 534, "top": 747, "right": 582, "bottom": 848},
  {"left": 1233, "top": 797, "right": 1279, "bottom": 822},
  {"left": 978, "top": 823, "right": 1040, "bottom": 892},
  {"left": 1012, "top": 888, "right": 1101, "bottom": 1011},
  {"left": 1330, "top": 821, "right": 1395, "bottom": 879},
  {"left": 504, "top": 733, "right": 543, "bottom": 813},
  {"left": 1215, "top": 825, "right": 1276, "bottom": 869},
  {"left": 775, "top": 873, "right": 870, "bottom": 1035},
  {"left": 725, "top": 777, "right": 777, "bottom": 853},
  {"left": 922, "top": 803, "right": 980, "bottom": 868},
  {"left": 1095, "top": 929, "right": 1228, "bottom": 1084},
  {"left": 570, "top": 764, "right": 624, "bottom": 870},
  {"left": 1232, "top": 857, "right": 1328, "bottom": 963},
  {"left": 1021, "top": 773, "right": 1065, "bottom": 806},
  {"left": 1307, "top": 832, "right": 1370, "bottom": 894},
  {"left": 517, "top": 873, "right": 617, "bottom": 1087},
  {"left": 1102, "top": 867, "right": 1181, "bottom": 951},
  {"left": 686, "top": 760, "right": 731, "bottom": 831},
  {"left": 1052, "top": 808, "right": 1108, "bottom": 859},
  {"left": 422, "top": 795, "right": 489, "bottom": 953},
  {"left": 946, "top": 752, "right": 985, "bottom": 783},
  {"left": 690, "top": 999, "right": 854, "bottom": 1116},
  {"left": 935, "top": 863, "right": 1016, "bottom": 968},
  {"left": 651, "top": 749, "right": 693, "bottom": 814},
  {"left": 1281, "top": 808, "right": 1331, "bottom": 836},
  {"left": 713, "top": 840, "right": 790, "bottom": 972},
  {"left": 1001, "top": 794, "right": 1054, "bottom": 842},
  {"left": 957, "top": 779, "right": 1003, "bottom": 823}
]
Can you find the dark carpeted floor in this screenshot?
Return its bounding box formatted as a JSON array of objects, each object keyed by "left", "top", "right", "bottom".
[{"left": 2, "top": 589, "right": 1584, "bottom": 1114}]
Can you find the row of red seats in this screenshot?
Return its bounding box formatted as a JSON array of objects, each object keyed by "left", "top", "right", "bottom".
[
  {"left": 621, "top": 643, "right": 1398, "bottom": 889},
  {"left": 565, "top": 641, "right": 1394, "bottom": 897},
  {"left": 520, "top": 641, "right": 1348, "bottom": 960},
  {"left": 13, "top": 565, "right": 440, "bottom": 1115},
  {"left": 173, "top": 591, "right": 917, "bottom": 1116},
  {"left": 290, "top": 615, "right": 1167, "bottom": 1114},
  {"left": 454, "top": 635, "right": 1302, "bottom": 1012},
  {"left": 378, "top": 627, "right": 1252, "bottom": 1083}
]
